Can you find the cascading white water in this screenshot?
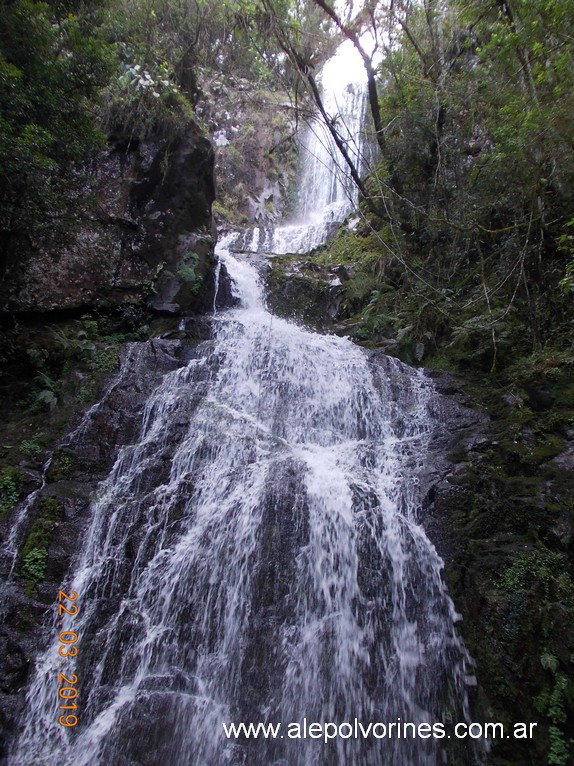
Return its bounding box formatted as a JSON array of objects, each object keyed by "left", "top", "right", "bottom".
[
  {"left": 9, "top": 240, "right": 474, "bottom": 766},
  {"left": 228, "top": 41, "right": 371, "bottom": 256},
  {"left": 296, "top": 50, "right": 368, "bottom": 222},
  {"left": 8, "top": 34, "right": 480, "bottom": 766}
]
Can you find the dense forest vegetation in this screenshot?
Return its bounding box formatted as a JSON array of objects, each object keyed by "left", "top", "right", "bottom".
[
  {"left": 2, "top": 0, "right": 573, "bottom": 345},
  {"left": 1, "top": 1, "right": 573, "bottom": 764}
]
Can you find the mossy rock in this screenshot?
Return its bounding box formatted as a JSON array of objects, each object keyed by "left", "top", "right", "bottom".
[
  {"left": 527, "top": 435, "right": 565, "bottom": 464},
  {"left": 19, "top": 496, "right": 64, "bottom": 592}
]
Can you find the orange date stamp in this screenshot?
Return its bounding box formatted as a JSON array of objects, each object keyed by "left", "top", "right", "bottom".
[{"left": 57, "top": 589, "right": 79, "bottom": 727}]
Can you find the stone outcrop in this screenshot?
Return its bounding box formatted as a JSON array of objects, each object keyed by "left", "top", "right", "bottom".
[
  {"left": 196, "top": 73, "right": 298, "bottom": 228},
  {"left": 0, "top": 125, "right": 222, "bottom": 317}
]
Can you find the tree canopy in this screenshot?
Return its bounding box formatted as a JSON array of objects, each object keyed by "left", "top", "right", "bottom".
[
  {"left": 0, "top": 0, "right": 114, "bottom": 237},
  {"left": 1, "top": 0, "right": 573, "bottom": 312}
]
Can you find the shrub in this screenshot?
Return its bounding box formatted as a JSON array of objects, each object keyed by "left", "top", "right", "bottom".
[{"left": 0, "top": 467, "right": 21, "bottom": 515}]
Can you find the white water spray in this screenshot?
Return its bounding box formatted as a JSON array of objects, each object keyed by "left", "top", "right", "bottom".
[
  {"left": 228, "top": 41, "right": 372, "bottom": 256},
  {"left": 10, "top": 241, "right": 474, "bottom": 766},
  {"left": 7, "top": 35, "right": 479, "bottom": 766}
]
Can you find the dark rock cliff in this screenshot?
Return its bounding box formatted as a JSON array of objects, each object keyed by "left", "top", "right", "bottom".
[
  {"left": 0, "top": 125, "right": 220, "bottom": 317},
  {"left": 195, "top": 73, "right": 298, "bottom": 230}
]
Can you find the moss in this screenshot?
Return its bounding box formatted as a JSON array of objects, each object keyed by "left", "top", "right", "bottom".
[
  {"left": 527, "top": 436, "right": 565, "bottom": 464},
  {"left": 544, "top": 410, "right": 574, "bottom": 433},
  {"left": 19, "top": 497, "right": 63, "bottom": 592},
  {"left": 176, "top": 251, "right": 203, "bottom": 294},
  {"left": 212, "top": 199, "right": 246, "bottom": 225},
  {"left": 265, "top": 264, "right": 334, "bottom": 328},
  {"left": 425, "top": 354, "right": 458, "bottom": 372},
  {"left": 440, "top": 409, "right": 574, "bottom": 760},
  {"left": 21, "top": 498, "right": 62, "bottom": 556},
  {"left": 77, "top": 383, "right": 97, "bottom": 403}
]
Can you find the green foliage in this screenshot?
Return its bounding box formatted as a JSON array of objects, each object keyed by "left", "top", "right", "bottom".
[
  {"left": 20, "top": 433, "right": 44, "bottom": 457},
  {"left": 177, "top": 263, "right": 200, "bottom": 284},
  {"left": 0, "top": 0, "right": 115, "bottom": 234},
  {"left": 20, "top": 496, "right": 62, "bottom": 591},
  {"left": 0, "top": 306, "right": 150, "bottom": 419},
  {"left": 76, "top": 383, "right": 97, "bottom": 403},
  {"left": 21, "top": 547, "right": 48, "bottom": 592},
  {"left": 535, "top": 661, "right": 571, "bottom": 766},
  {"left": 212, "top": 200, "right": 244, "bottom": 225},
  {"left": 92, "top": 349, "right": 119, "bottom": 373},
  {"left": 344, "top": 273, "right": 378, "bottom": 305},
  {"left": 48, "top": 452, "right": 75, "bottom": 481},
  {"left": 496, "top": 546, "right": 574, "bottom": 764},
  {"left": 333, "top": 0, "right": 572, "bottom": 370},
  {"left": 500, "top": 549, "right": 574, "bottom": 607},
  {"left": 313, "top": 229, "right": 384, "bottom": 268},
  {"left": 558, "top": 219, "right": 574, "bottom": 294},
  {"left": 0, "top": 0, "right": 308, "bottom": 236},
  {"left": 547, "top": 724, "right": 569, "bottom": 766},
  {"left": 560, "top": 261, "right": 574, "bottom": 295},
  {"left": 98, "top": 0, "right": 299, "bottom": 143},
  {"left": 23, "top": 318, "right": 124, "bottom": 409},
  {"left": 0, "top": 466, "right": 21, "bottom": 515},
  {"left": 26, "top": 373, "right": 59, "bottom": 413},
  {"left": 508, "top": 349, "right": 574, "bottom": 383},
  {"left": 100, "top": 57, "right": 195, "bottom": 141},
  {"left": 423, "top": 354, "right": 457, "bottom": 372},
  {"left": 176, "top": 251, "right": 203, "bottom": 294}
]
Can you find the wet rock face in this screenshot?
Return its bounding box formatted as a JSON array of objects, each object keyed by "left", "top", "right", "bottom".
[
  {"left": 0, "top": 127, "right": 218, "bottom": 316},
  {"left": 264, "top": 257, "right": 344, "bottom": 331},
  {"left": 195, "top": 75, "right": 298, "bottom": 228},
  {"left": 417, "top": 369, "right": 574, "bottom": 766}
]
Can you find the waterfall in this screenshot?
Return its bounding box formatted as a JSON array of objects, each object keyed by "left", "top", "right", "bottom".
[
  {"left": 296, "top": 48, "right": 369, "bottom": 222},
  {"left": 7, "top": 40, "right": 479, "bottom": 766},
  {"left": 9, "top": 244, "right": 474, "bottom": 766},
  {"left": 228, "top": 42, "right": 371, "bottom": 256}
]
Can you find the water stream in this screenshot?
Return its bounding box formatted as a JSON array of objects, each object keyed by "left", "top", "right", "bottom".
[
  {"left": 8, "top": 43, "right": 477, "bottom": 766},
  {"left": 227, "top": 44, "right": 371, "bottom": 256}
]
